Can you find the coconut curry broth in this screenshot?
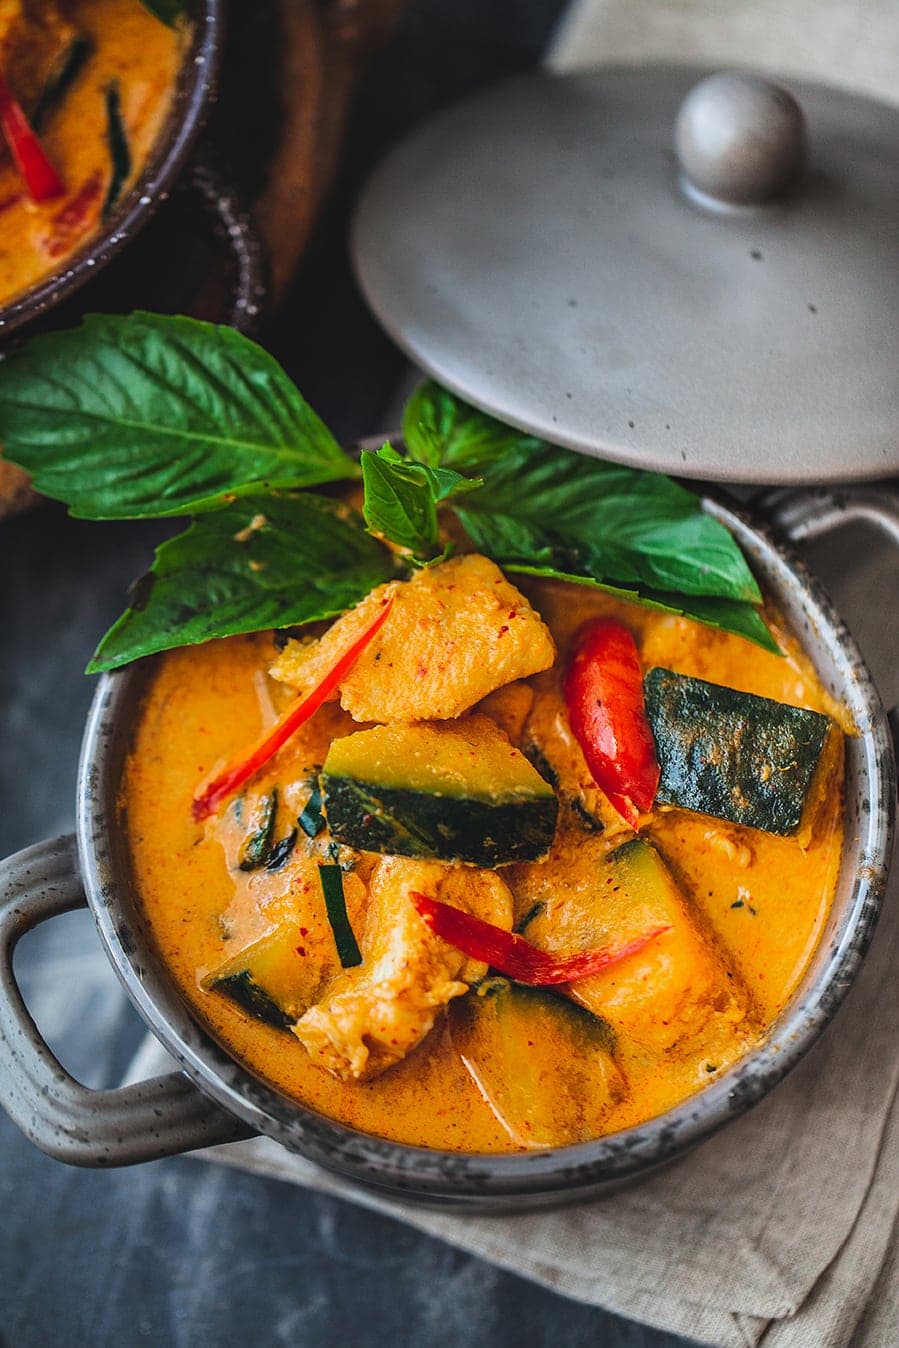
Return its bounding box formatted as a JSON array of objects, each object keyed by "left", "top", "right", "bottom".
[
  {"left": 123, "top": 578, "right": 845, "bottom": 1153},
  {"left": 0, "top": 0, "right": 181, "bottom": 304}
]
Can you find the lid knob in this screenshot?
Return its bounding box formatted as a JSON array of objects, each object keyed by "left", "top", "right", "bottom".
[{"left": 675, "top": 71, "right": 807, "bottom": 207}]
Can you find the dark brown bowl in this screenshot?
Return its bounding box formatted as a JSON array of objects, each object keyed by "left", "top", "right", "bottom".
[{"left": 0, "top": 1, "right": 222, "bottom": 339}]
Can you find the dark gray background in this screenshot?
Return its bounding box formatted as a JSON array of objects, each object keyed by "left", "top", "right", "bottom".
[{"left": 3, "top": 2, "right": 894, "bottom": 1345}]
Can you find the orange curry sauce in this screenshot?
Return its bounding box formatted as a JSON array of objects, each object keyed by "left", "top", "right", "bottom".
[{"left": 123, "top": 578, "right": 845, "bottom": 1152}]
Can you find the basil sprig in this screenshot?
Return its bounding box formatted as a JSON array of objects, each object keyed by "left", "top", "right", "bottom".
[
  {"left": 361, "top": 443, "right": 481, "bottom": 561},
  {"left": 404, "top": 383, "right": 777, "bottom": 652},
  {"left": 0, "top": 313, "right": 778, "bottom": 666}
]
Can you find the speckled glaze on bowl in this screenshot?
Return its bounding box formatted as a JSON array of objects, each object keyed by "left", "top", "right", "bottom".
[
  {"left": 0, "top": 484, "right": 896, "bottom": 1211},
  {"left": 0, "top": 0, "right": 221, "bottom": 339}
]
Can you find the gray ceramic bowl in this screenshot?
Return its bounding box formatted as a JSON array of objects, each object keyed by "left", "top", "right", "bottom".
[{"left": 0, "top": 483, "right": 896, "bottom": 1211}]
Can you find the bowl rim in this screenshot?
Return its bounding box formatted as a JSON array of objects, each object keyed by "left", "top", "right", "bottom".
[
  {"left": 0, "top": 0, "right": 221, "bottom": 338},
  {"left": 75, "top": 486, "right": 896, "bottom": 1202}
]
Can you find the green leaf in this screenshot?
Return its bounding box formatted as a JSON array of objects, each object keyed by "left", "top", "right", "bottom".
[
  {"left": 361, "top": 445, "right": 439, "bottom": 557},
  {"left": 318, "top": 865, "right": 362, "bottom": 968},
  {"left": 102, "top": 81, "right": 131, "bottom": 220},
  {"left": 88, "top": 494, "right": 396, "bottom": 671},
  {"left": 457, "top": 441, "right": 761, "bottom": 603},
  {"left": 506, "top": 565, "right": 780, "bottom": 654},
  {"left": 403, "top": 382, "right": 773, "bottom": 649},
  {"left": 361, "top": 444, "right": 481, "bottom": 561},
  {"left": 0, "top": 313, "right": 359, "bottom": 520},
  {"left": 137, "top": 0, "right": 185, "bottom": 26},
  {"left": 238, "top": 789, "right": 279, "bottom": 871},
  {"left": 32, "top": 36, "right": 93, "bottom": 134},
  {"left": 403, "top": 380, "right": 534, "bottom": 471}
]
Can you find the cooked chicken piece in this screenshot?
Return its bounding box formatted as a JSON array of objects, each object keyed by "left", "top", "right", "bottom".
[
  {"left": 475, "top": 680, "right": 535, "bottom": 745},
  {"left": 270, "top": 553, "right": 556, "bottom": 723},
  {"left": 0, "top": 2, "right": 75, "bottom": 107},
  {"left": 294, "top": 857, "right": 513, "bottom": 1081}
]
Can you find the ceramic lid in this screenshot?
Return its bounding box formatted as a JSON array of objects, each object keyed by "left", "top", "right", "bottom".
[{"left": 351, "top": 67, "right": 899, "bottom": 484}]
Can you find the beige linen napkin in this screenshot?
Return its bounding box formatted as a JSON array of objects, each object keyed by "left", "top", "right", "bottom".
[{"left": 126, "top": 7, "right": 899, "bottom": 1343}]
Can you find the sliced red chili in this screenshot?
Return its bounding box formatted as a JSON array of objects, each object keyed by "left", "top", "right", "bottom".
[
  {"left": 564, "top": 617, "right": 660, "bottom": 826},
  {"left": 192, "top": 597, "right": 394, "bottom": 821},
  {"left": 0, "top": 70, "right": 64, "bottom": 202},
  {"left": 410, "top": 891, "right": 669, "bottom": 986}
]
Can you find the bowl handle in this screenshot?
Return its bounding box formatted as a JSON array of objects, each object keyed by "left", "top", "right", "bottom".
[
  {"left": 752, "top": 483, "right": 899, "bottom": 548},
  {"left": 0, "top": 834, "right": 253, "bottom": 1167},
  {"left": 187, "top": 157, "right": 268, "bottom": 336},
  {"left": 753, "top": 483, "right": 899, "bottom": 759}
]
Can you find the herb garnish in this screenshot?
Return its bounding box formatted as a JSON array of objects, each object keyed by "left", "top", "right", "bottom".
[
  {"left": 318, "top": 865, "right": 362, "bottom": 968},
  {"left": 238, "top": 790, "right": 278, "bottom": 871},
  {"left": 137, "top": 0, "right": 185, "bottom": 27},
  {"left": 0, "top": 312, "right": 779, "bottom": 666},
  {"left": 102, "top": 81, "right": 130, "bottom": 220}
]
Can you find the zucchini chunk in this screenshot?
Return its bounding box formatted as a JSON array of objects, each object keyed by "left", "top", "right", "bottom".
[
  {"left": 644, "top": 667, "right": 832, "bottom": 835},
  {"left": 321, "top": 715, "right": 558, "bottom": 866},
  {"left": 449, "top": 978, "right": 625, "bottom": 1148},
  {"left": 520, "top": 837, "right": 751, "bottom": 1061},
  {"left": 202, "top": 924, "right": 316, "bottom": 1029}
]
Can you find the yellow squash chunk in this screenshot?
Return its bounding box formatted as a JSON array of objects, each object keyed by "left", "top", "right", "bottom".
[
  {"left": 449, "top": 979, "right": 627, "bottom": 1149},
  {"left": 270, "top": 553, "right": 556, "bottom": 722},
  {"left": 293, "top": 856, "right": 513, "bottom": 1081},
  {"left": 518, "top": 838, "right": 753, "bottom": 1068}
]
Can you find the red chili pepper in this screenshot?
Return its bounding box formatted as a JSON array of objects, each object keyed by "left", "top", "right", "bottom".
[
  {"left": 564, "top": 617, "right": 660, "bottom": 827},
  {"left": 410, "top": 891, "right": 669, "bottom": 986},
  {"left": 0, "top": 70, "right": 64, "bottom": 202},
  {"left": 192, "top": 597, "right": 394, "bottom": 821}
]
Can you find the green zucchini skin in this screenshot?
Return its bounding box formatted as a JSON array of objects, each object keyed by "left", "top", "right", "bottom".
[
  {"left": 644, "top": 667, "right": 831, "bottom": 835},
  {"left": 321, "top": 775, "right": 558, "bottom": 867},
  {"left": 209, "top": 970, "right": 294, "bottom": 1031}
]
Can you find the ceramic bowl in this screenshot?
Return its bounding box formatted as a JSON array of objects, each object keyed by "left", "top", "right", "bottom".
[
  {"left": 0, "top": 483, "right": 896, "bottom": 1210},
  {"left": 0, "top": 0, "right": 261, "bottom": 339}
]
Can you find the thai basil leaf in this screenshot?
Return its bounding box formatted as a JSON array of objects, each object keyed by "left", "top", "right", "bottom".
[
  {"left": 361, "top": 444, "right": 481, "bottom": 560},
  {"left": 318, "top": 865, "right": 362, "bottom": 968},
  {"left": 137, "top": 0, "right": 185, "bottom": 26},
  {"left": 298, "top": 782, "right": 326, "bottom": 839},
  {"left": 456, "top": 441, "right": 762, "bottom": 604},
  {"left": 507, "top": 565, "right": 780, "bottom": 653},
  {"left": 403, "top": 380, "right": 534, "bottom": 471},
  {"left": 102, "top": 81, "right": 131, "bottom": 220},
  {"left": 0, "top": 313, "right": 358, "bottom": 520},
  {"left": 238, "top": 790, "right": 279, "bottom": 871},
  {"left": 266, "top": 828, "right": 298, "bottom": 872},
  {"left": 32, "top": 36, "right": 93, "bottom": 133},
  {"left": 88, "top": 493, "right": 396, "bottom": 671}
]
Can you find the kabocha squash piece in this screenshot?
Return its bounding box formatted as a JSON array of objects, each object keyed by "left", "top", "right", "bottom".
[
  {"left": 321, "top": 715, "right": 559, "bottom": 866},
  {"left": 269, "top": 553, "right": 556, "bottom": 723},
  {"left": 518, "top": 837, "right": 752, "bottom": 1062},
  {"left": 644, "top": 667, "right": 833, "bottom": 835},
  {"left": 202, "top": 924, "right": 320, "bottom": 1029},
  {"left": 294, "top": 856, "right": 514, "bottom": 1081},
  {"left": 449, "top": 978, "right": 626, "bottom": 1148}
]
